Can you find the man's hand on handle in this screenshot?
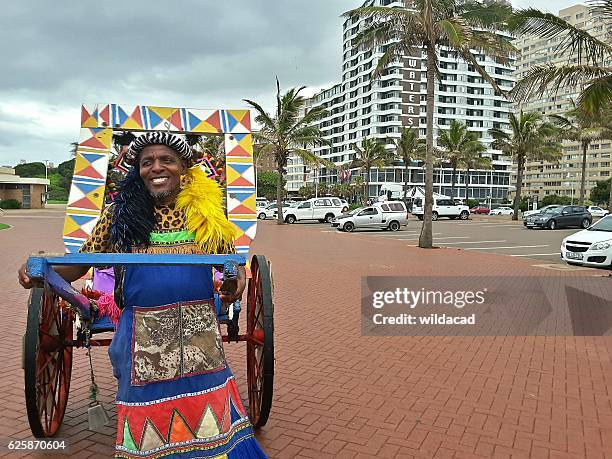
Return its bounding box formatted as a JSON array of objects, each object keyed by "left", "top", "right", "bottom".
[{"left": 218, "top": 265, "right": 246, "bottom": 304}]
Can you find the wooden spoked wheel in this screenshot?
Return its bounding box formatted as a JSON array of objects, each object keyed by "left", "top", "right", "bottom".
[
  {"left": 24, "top": 287, "right": 73, "bottom": 437},
  {"left": 246, "top": 255, "right": 274, "bottom": 428}
]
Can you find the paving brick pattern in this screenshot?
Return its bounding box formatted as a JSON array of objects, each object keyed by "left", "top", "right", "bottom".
[{"left": 1, "top": 212, "right": 611, "bottom": 458}]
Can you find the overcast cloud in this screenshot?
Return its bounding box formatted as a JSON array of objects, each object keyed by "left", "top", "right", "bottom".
[{"left": 0, "top": 0, "right": 585, "bottom": 166}]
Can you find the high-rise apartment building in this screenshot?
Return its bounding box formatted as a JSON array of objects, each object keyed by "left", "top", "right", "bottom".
[
  {"left": 514, "top": 4, "right": 612, "bottom": 204},
  {"left": 287, "top": 0, "right": 515, "bottom": 203}
]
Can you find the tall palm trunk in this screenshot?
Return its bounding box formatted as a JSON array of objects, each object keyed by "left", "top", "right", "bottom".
[
  {"left": 512, "top": 154, "right": 525, "bottom": 221},
  {"left": 450, "top": 162, "right": 457, "bottom": 200},
  {"left": 419, "top": 45, "right": 435, "bottom": 248},
  {"left": 464, "top": 167, "right": 470, "bottom": 205},
  {"left": 276, "top": 160, "right": 284, "bottom": 225},
  {"left": 365, "top": 167, "right": 370, "bottom": 204},
  {"left": 579, "top": 140, "right": 588, "bottom": 205},
  {"left": 403, "top": 159, "right": 409, "bottom": 201}
]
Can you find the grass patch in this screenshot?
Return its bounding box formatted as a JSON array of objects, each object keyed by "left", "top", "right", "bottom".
[
  {"left": 0, "top": 223, "right": 10, "bottom": 230},
  {"left": 47, "top": 200, "right": 68, "bottom": 204}
]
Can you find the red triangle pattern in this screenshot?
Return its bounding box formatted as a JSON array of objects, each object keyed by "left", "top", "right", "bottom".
[
  {"left": 237, "top": 112, "right": 251, "bottom": 131},
  {"left": 228, "top": 176, "right": 254, "bottom": 187},
  {"left": 233, "top": 234, "right": 253, "bottom": 246},
  {"left": 131, "top": 107, "right": 143, "bottom": 128},
  {"left": 229, "top": 204, "right": 254, "bottom": 215},
  {"left": 116, "top": 383, "right": 234, "bottom": 444},
  {"left": 75, "top": 164, "right": 104, "bottom": 180},
  {"left": 226, "top": 145, "right": 251, "bottom": 157},
  {"left": 220, "top": 399, "right": 231, "bottom": 433},
  {"left": 80, "top": 134, "right": 107, "bottom": 150},
  {"left": 66, "top": 228, "right": 90, "bottom": 239},
  {"left": 69, "top": 196, "right": 99, "bottom": 211},
  {"left": 205, "top": 111, "right": 221, "bottom": 130},
  {"left": 100, "top": 105, "right": 110, "bottom": 126},
  {"left": 169, "top": 110, "right": 183, "bottom": 130},
  {"left": 228, "top": 384, "right": 247, "bottom": 417},
  {"left": 81, "top": 106, "right": 92, "bottom": 126}
]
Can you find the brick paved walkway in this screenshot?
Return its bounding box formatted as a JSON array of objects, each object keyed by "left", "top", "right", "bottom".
[{"left": 1, "top": 211, "right": 611, "bottom": 458}]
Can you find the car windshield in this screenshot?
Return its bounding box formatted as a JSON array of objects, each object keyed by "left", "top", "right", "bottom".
[
  {"left": 348, "top": 207, "right": 363, "bottom": 215},
  {"left": 588, "top": 216, "right": 612, "bottom": 232},
  {"left": 542, "top": 207, "right": 562, "bottom": 215}
]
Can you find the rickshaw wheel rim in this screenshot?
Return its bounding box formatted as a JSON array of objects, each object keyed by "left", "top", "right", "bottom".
[
  {"left": 24, "top": 287, "right": 73, "bottom": 438},
  {"left": 246, "top": 255, "right": 274, "bottom": 429}
]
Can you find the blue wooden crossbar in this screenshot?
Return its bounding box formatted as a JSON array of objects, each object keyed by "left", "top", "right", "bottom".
[{"left": 26, "top": 253, "right": 246, "bottom": 321}]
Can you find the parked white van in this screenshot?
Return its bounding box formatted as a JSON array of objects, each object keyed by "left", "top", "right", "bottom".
[
  {"left": 332, "top": 201, "right": 408, "bottom": 232},
  {"left": 278, "top": 197, "right": 345, "bottom": 223},
  {"left": 412, "top": 197, "right": 470, "bottom": 220}
]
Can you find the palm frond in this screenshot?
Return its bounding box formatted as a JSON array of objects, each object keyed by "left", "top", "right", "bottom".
[
  {"left": 455, "top": 47, "right": 506, "bottom": 96},
  {"left": 468, "top": 30, "right": 516, "bottom": 65},
  {"left": 588, "top": 0, "right": 612, "bottom": 21},
  {"left": 510, "top": 64, "right": 612, "bottom": 102},
  {"left": 342, "top": 5, "right": 414, "bottom": 22},
  {"left": 458, "top": 0, "right": 513, "bottom": 29},
  {"left": 243, "top": 99, "right": 276, "bottom": 131},
  {"left": 578, "top": 74, "right": 612, "bottom": 114},
  {"left": 508, "top": 8, "right": 612, "bottom": 65}
]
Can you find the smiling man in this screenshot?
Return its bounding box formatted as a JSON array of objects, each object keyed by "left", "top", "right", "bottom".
[{"left": 18, "top": 132, "right": 267, "bottom": 458}]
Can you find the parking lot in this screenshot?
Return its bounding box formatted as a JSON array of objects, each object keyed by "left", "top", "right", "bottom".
[{"left": 279, "top": 215, "right": 604, "bottom": 267}]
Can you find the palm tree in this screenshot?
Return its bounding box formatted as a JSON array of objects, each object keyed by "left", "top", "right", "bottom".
[
  {"left": 245, "top": 80, "right": 330, "bottom": 224},
  {"left": 551, "top": 101, "right": 612, "bottom": 204},
  {"left": 308, "top": 155, "right": 336, "bottom": 198},
  {"left": 489, "top": 111, "right": 561, "bottom": 220},
  {"left": 436, "top": 121, "right": 485, "bottom": 200},
  {"left": 462, "top": 145, "right": 490, "bottom": 205},
  {"left": 349, "top": 138, "right": 393, "bottom": 203},
  {"left": 508, "top": 3, "right": 612, "bottom": 114},
  {"left": 344, "top": 0, "right": 514, "bottom": 247},
  {"left": 393, "top": 127, "right": 426, "bottom": 201}
]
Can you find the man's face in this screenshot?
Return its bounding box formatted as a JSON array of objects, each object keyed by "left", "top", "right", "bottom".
[{"left": 139, "top": 145, "right": 186, "bottom": 203}]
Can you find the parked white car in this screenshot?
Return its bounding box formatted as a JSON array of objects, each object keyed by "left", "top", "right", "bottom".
[
  {"left": 490, "top": 206, "right": 514, "bottom": 216},
  {"left": 332, "top": 201, "right": 408, "bottom": 232},
  {"left": 587, "top": 206, "right": 609, "bottom": 218},
  {"left": 257, "top": 203, "right": 279, "bottom": 220},
  {"left": 412, "top": 197, "right": 470, "bottom": 221},
  {"left": 340, "top": 199, "right": 349, "bottom": 213},
  {"left": 279, "top": 197, "right": 345, "bottom": 223},
  {"left": 561, "top": 215, "right": 612, "bottom": 269},
  {"left": 256, "top": 197, "right": 268, "bottom": 208}
]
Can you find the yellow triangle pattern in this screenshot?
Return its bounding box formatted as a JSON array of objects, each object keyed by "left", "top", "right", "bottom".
[
  {"left": 195, "top": 405, "right": 220, "bottom": 439},
  {"left": 82, "top": 115, "right": 98, "bottom": 128},
  {"left": 121, "top": 117, "right": 143, "bottom": 130},
  {"left": 148, "top": 106, "right": 179, "bottom": 121},
  {"left": 225, "top": 164, "right": 241, "bottom": 185},
  {"left": 191, "top": 121, "right": 219, "bottom": 133},
  {"left": 62, "top": 215, "right": 80, "bottom": 235},
  {"left": 94, "top": 128, "right": 113, "bottom": 149}
]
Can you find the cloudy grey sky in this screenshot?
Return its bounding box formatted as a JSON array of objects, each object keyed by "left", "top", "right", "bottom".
[{"left": 0, "top": 0, "right": 584, "bottom": 167}]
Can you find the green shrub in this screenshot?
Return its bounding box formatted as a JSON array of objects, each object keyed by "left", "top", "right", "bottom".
[
  {"left": 0, "top": 199, "right": 21, "bottom": 209},
  {"left": 466, "top": 199, "right": 479, "bottom": 208},
  {"left": 540, "top": 194, "right": 572, "bottom": 206}
]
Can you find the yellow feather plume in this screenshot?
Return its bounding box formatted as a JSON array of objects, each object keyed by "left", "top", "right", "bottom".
[{"left": 176, "top": 167, "right": 237, "bottom": 254}]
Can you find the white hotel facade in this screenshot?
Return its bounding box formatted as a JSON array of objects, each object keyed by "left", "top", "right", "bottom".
[{"left": 286, "top": 0, "right": 515, "bottom": 203}]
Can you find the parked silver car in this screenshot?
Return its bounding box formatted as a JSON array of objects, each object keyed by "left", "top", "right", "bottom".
[{"left": 331, "top": 201, "right": 408, "bottom": 232}]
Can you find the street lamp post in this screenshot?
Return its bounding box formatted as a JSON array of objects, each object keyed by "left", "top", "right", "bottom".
[{"left": 43, "top": 159, "right": 50, "bottom": 205}]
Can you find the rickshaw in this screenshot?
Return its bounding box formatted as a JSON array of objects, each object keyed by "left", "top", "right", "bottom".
[{"left": 22, "top": 104, "right": 274, "bottom": 438}]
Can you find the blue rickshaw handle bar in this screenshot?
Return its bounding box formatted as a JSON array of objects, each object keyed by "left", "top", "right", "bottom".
[{"left": 26, "top": 254, "right": 246, "bottom": 321}]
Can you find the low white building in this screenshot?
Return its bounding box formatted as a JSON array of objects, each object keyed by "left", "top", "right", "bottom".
[{"left": 0, "top": 167, "right": 50, "bottom": 209}]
